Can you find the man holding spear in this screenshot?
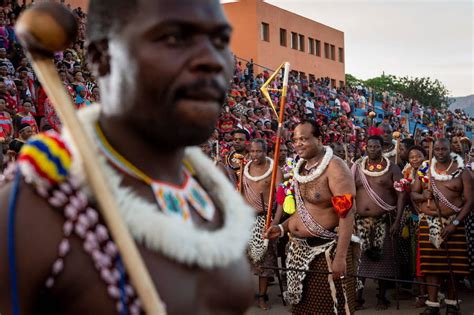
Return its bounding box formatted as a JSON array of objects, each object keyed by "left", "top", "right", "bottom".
[
  {"left": 411, "top": 138, "right": 472, "bottom": 315},
  {"left": 243, "top": 138, "right": 283, "bottom": 310},
  {"left": 0, "top": 0, "right": 255, "bottom": 314},
  {"left": 267, "top": 120, "right": 357, "bottom": 314}
]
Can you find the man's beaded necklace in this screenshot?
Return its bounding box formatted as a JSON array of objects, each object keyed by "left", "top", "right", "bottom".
[{"left": 94, "top": 123, "right": 216, "bottom": 224}]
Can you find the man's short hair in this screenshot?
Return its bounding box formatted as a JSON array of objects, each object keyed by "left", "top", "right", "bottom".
[
  {"left": 87, "top": 0, "right": 138, "bottom": 42},
  {"left": 231, "top": 129, "right": 250, "bottom": 140},
  {"left": 435, "top": 138, "right": 451, "bottom": 146},
  {"left": 298, "top": 119, "right": 322, "bottom": 138},
  {"left": 251, "top": 138, "right": 268, "bottom": 153},
  {"left": 367, "top": 135, "right": 384, "bottom": 146},
  {"left": 401, "top": 138, "right": 415, "bottom": 148},
  {"left": 407, "top": 145, "right": 427, "bottom": 158}
]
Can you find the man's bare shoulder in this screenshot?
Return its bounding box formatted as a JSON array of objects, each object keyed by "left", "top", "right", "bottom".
[
  {"left": 327, "top": 156, "right": 351, "bottom": 174},
  {"left": 326, "top": 156, "right": 356, "bottom": 195},
  {"left": 0, "top": 179, "right": 64, "bottom": 310}
]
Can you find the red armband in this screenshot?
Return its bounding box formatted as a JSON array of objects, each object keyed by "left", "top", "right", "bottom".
[
  {"left": 276, "top": 185, "right": 286, "bottom": 205},
  {"left": 331, "top": 194, "right": 353, "bottom": 218}
]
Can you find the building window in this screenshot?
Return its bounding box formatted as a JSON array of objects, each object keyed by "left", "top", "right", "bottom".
[
  {"left": 261, "top": 22, "right": 270, "bottom": 42},
  {"left": 291, "top": 32, "right": 298, "bottom": 49},
  {"left": 324, "top": 43, "right": 330, "bottom": 59},
  {"left": 331, "top": 79, "right": 336, "bottom": 88},
  {"left": 339, "top": 80, "right": 345, "bottom": 88},
  {"left": 280, "top": 28, "right": 287, "bottom": 47},
  {"left": 315, "top": 40, "right": 321, "bottom": 56},
  {"left": 338, "top": 47, "right": 344, "bottom": 63},
  {"left": 308, "top": 38, "right": 315, "bottom": 55},
  {"left": 298, "top": 34, "right": 305, "bottom": 52},
  {"left": 330, "top": 45, "right": 335, "bottom": 60}
]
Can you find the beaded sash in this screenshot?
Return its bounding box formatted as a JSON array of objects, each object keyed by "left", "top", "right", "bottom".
[
  {"left": 357, "top": 165, "right": 396, "bottom": 212},
  {"left": 294, "top": 182, "right": 338, "bottom": 239},
  {"left": 431, "top": 180, "right": 462, "bottom": 213}
]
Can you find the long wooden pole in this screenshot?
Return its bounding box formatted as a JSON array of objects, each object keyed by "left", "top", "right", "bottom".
[
  {"left": 427, "top": 140, "right": 433, "bottom": 208},
  {"left": 265, "top": 62, "right": 290, "bottom": 230},
  {"left": 28, "top": 56, "right": 166, "bottom": 314}
]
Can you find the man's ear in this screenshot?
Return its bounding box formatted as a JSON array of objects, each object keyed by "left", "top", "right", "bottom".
[{"left": 86, "top": 39, "right": 110, "bottom": 77}]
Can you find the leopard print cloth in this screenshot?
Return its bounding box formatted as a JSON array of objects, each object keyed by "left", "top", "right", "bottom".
[
  {"left": 355, "top": 214, "right": 387, "bottom": 254},
  {"left": 285, "top": 238, "right": 336, "bottom": 305},
  {"left": 421, "top": 213, "right": 455, "bottom": 249},
  {"left": 247, "top": 215, "right": 269, "bottom": 264}
]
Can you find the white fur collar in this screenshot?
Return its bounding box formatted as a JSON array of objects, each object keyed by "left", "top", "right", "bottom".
[{"left": 62, "top": 105, "right": 254, "bottom": 269}]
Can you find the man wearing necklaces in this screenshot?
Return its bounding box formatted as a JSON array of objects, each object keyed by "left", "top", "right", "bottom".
[
  {"left": 380, "top": 123, "right": 397, "bottom": 163},
  {"left": 267, "top": 120, "right": 357, "bottom": 314},
  {"left": 411, "top": 138, "right": 472, "bottom": 315},
  {"left": 243, "top": 139, "right": 283, "bottom": 310},
  {"left": 0, "top": 1, "right": 255, "bottom": 314},
  {"left": 225, "top": 128, "right": 249, "bottom": 185},
  {"left": 353, "top": 135, "right": 404, "bottom": 310}
]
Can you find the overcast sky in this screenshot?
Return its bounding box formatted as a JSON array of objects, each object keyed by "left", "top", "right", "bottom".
[{"left": 224, "top": 0, "right": 473, "bottom": 97}]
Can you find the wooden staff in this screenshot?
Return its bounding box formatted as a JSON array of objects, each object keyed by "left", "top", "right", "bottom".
[
  {"left": 215, "top": 141, "right": 220, "bottom": 163},
  {"left": 238, "top": 156, "right": 245, "bottom": 195},
  {"left": 261, "top": 62, "right": 290, "bottom": 230},
  {"left": 344, "top": 143, "right": 349, "bottom": 164},
  {"left": 393, "top": 131, "right": 401, "bottom": 165},
  {"left": 427, "top": 141, "right": 433, "bottom": 207},
  {"left": 15, "top": 4, "right": 166, "bottom": 314}
]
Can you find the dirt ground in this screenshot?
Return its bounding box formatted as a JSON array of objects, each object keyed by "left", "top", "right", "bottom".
[{"left": 246, "top": 276, "right": 474, "bottom": 315}]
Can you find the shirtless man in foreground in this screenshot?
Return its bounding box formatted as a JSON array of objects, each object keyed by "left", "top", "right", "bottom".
[
  {"left": 353, "top": 135, "right": 404, "bottom": 310},
  {"left": 267, "top": 120, "right": 356, "bottom": 314},
  {"left": 243, "top": 139, "right": 283, "bottom": 310},
  {"left": 0, "top": 1, "right": 254, "bottom": 314},
  {"left": 411, "top": 139, "right": 472, "bottom": 315}
]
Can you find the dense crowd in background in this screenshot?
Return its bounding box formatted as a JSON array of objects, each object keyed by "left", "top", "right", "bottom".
[
  {"left": 0, "top": 0, "right": 92, "bottom": 170},
  {"left": 0, "top": 0, "right": 471, "bottom": 173},
  {"left": 212, "top": 58, "right": 472, "bottom": 163},
  {"left": 0, "top": 1, "right": 473, "bottom": 313}
]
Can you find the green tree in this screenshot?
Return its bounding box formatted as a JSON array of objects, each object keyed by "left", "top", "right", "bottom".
[
  {"left": 345, "top": 73, "right": 362, "bottom": 86},
  {"left": 396, "top": 76, "right": 450, "bottom": 109},
  {"left": 346, "top": 72, "right": 450, "bottom": 109}
]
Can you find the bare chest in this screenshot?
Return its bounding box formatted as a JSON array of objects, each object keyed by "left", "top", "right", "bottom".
[
  {"left": 356, "top": 170, "right": 393, "bottom": 190},
  {"left": 432, "top": 177, "right": 463, "bottom": 194},
  {"left": 298, "top": 176, "right": 331, "bottom": 206},
  {"left": 53, "top": 242, "right": 253, "bottom": 315}
]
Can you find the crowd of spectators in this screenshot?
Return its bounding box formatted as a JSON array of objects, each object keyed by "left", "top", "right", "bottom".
[
  {"left": 212, "top": 57, "right": 472, "bottom": 161},
  {"left": 0, "top": 1, "right": 94, "bottom": 170},
  {"left": 0, "top": 0, "right": 471, "bottom": 171}
]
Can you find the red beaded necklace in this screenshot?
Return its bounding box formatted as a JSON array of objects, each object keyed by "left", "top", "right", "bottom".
[{"left": 366, "top": 157, "right": 384, "bottom": 171}]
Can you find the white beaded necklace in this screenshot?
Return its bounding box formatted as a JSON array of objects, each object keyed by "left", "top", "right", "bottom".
[
  {"left": 383, "top": 140, "right": 397, "bottom": 158},
  {"left": 294, "top": 146, "right": 333, "bottom": 184},
  {"left": 359, "top": 156, "right": 391, "bottom": 177},
  {"left": 244, "top": 156, "right": 273, "bottom": 182},
  {"left": 431, "top": 153, "right": 464, "bottom": 181},
  {"left": 63, "top": 105, "right": 254, "bottom": 269},
  {"left": 244, "top": 157, "right": 273, "bottom": 182}
]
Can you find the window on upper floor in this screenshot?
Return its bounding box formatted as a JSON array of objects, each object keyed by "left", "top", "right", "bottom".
[
  {"left": 315, "top": 40, "right": 321, "bottom": 56},
  {"left": 339, "top": 47, "right": 344, "bottom": 63},
  {"left": 308, "top": 38, "right": 315, "bottom": 55},
  {"left": 291, "top": 32, "right": 298, "bottom": 49},
  {"left": 280, "top": 28, "right": 287, "bottom": 47},
  {"left": 298, "top": 34, "right": 305, "bottom": 52},
  {"left": 261, "top": 22, "right": 270, "bottom": 42}
]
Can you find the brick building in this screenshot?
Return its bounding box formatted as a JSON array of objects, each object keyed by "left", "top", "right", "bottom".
[{"left": 223, "top": 0, "right": 345, "bottom": 87}]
